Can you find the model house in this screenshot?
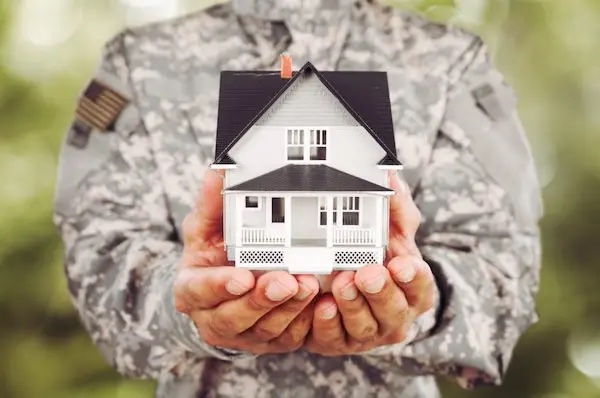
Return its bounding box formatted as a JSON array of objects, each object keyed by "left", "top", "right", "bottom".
[{"left": 211, "top": 56, "right": 402, "bottom": 274}]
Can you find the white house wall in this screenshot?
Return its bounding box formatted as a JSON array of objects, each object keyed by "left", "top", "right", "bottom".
[
  {"left": 291, "top": 197, "right": 326, "bottom": 240},
  {"left": 327, "top": 127, "right": 387, "bottom": 188},
  {"left": 242, "top": 196, "right": 266, "bottom": 228},
  {"left": 360, "top": 197, "right": 377, "bottom": 229}
]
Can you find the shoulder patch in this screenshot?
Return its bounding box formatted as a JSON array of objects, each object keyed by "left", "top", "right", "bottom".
[{"left": 76, "top": 79, "right": 129, "bottom": 132}]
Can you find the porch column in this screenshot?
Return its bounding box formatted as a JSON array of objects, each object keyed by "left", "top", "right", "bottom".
[
  {"left": 375, "top": 196, "right": 383, "bottom": 246},
  {"left": 285, "top": 196, "right": 292, "bottom": 247},
  {"left": 326, "top": 196, "right": 334, "bottom": 247},
  {"left": 235, "top": 195, "right": 244, "bottom": 246}
]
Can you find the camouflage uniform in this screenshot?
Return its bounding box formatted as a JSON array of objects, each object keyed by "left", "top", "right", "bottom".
[{"left": 54, "top": 1, "right": 543, "bottom": 397}]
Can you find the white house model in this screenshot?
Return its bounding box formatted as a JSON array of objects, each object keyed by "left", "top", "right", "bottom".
[{"left": 211, "top": 57, "right": 403, "bottom": 274}]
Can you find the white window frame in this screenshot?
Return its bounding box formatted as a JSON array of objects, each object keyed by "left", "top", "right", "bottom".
[
  {"left": 308, "top": 128, "right": 327, "bottom": 161},
  {"left": 318, "top": 196, "right": 360, "bottom": 228},
  {"left": 340, "top": 196, "right": 360, "bottom": 227},
  {"left": 245, "top": 195, "right": 261, "bottom": 210},
  {"left": 286, "top": 128, "right": 305, "bottom": 161},
  {"left": 286, "top": 127, "right": 328, "bottom": 164},
  {"left": 317, "top": 196, "right": 337, "bottom": 228}
]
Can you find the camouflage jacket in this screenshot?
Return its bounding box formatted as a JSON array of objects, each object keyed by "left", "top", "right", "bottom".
[{"left": 54, "top": 1, "right": 543, "bottom": 397}]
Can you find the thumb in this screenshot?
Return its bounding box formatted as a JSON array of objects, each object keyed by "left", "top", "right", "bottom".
[
  {"left": 194, "top": 169, "right": 225, "bottom": 241},
  {"left": 388, "top": 171, "right": 421, "bottom": 239}
]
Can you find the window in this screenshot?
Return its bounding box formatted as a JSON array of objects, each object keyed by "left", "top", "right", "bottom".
[
  {"left": 318, "top": 197, "right": 337, "bottom": 226},
  {"left": 318, "top": 197, "right": 359, "bottom": 226},
  {"left": 271, "top": 198, "right": 285, "bottom": 223},
  {"left": 309, "top": 129, "right": 327, "bottom": 161},
  {"left": 286, "top": 128, "right": 327, "bottom": 162},
  {"left": 341, "top": 196, "right": 360, "bottom": 226},
  {"left": 245, "top": 196, "right": 259, "bottom": 209},
  {"left": 287, "top": 129, "right": 304, "bottom": 161}
]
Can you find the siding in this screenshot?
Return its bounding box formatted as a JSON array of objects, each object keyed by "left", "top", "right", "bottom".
[{"left": 256, "top": 73, "right": 359, "bottom": 126}]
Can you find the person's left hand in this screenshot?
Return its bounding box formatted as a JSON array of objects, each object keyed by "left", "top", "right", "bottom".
[{"left": 305, "top": 172, "right": 436, "bottom": 356}]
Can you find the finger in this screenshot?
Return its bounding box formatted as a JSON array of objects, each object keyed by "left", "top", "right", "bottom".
[
  {"left": 388, "top": 257, "right": 436, "bottom": 314},
  {"left": 190, "top": 169, "right": 225, "bottom": 243},
  {"left": 181, "top": 242, "right": 230, "bottom": 267},
  {"left": 386, "top": 234, "right": 421, "bottom": 259},
  {"left": 331, "top": 271, "right": 379, "bottom": 343},
  {"left": 174, "top": 266, "right": 255, "bottom": 312},
  {"left": 355, "top": 265, "right": 411, "bottom": 337},
  {"left": 388, "top": 171, "right": 421, "bottom": 239},
  {"left": 271, "top": 300, "right": 316, "bottom": 352},
  {"left": 248, "top": 275, "right": 319, "bottom": 342},
  {"left": 206, "top": 271, "right": 299, "bottom": 338},
  {"left": 308, "top": 294, "right": 345, "bottom": 349}
]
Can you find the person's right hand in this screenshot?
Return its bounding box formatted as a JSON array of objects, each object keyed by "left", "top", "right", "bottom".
[{"left": 174, "top": 170, "right": 320, "bottom": 355}]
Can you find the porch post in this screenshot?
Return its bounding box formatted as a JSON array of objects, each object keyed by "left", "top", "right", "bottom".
[
  {"left": 285, "top": 196, "right": 292, "bottom": 247},
  {"left": 235, "top": 195, "right": 244, "bottom": 246},
  {"left": 375, "top": 196, "right": 383, "bottom": 246},
  {"left": 326, "top": 196, "right": 334, "bottom": 247}
]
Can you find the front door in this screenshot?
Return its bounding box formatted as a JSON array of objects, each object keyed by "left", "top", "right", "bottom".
[{"left": 270, "top": 197, "right": 285, "bottom": 224}]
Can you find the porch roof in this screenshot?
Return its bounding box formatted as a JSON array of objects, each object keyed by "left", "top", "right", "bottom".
[{"left": 225, "top": 164, "right": 393, "bottom": 193}]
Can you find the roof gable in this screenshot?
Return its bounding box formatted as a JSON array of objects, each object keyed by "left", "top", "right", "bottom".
[{"left": 214, "top": 62, "right": 400, "bottom": 165}]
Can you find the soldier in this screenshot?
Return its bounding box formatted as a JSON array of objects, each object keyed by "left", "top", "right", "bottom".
[{"left": 54, "top": 1, "right": 543, "bottom": 397}]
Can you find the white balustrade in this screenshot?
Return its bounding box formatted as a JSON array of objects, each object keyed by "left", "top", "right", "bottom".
[
  {"left": 333, "top": 228, "right": 374, "bottom": 246},
  {"left": 241, "top": 228, "right": 286, "bottom": 245}
]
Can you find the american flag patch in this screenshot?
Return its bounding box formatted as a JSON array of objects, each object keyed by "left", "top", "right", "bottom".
[{"left": 76, "top": 80, "right": 129, "bottom": 131}]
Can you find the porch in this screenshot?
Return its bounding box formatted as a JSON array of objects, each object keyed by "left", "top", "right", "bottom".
[{"left": 233, "top": 194, "right": 388, "bottom": 248}]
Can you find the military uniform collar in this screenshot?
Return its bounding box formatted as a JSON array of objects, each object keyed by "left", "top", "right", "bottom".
[{"left": 231, "top": 0, "right": 356, "bottom": 21}]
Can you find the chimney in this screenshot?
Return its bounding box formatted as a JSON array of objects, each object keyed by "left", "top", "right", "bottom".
[{"left": 280, "top": 54, "right": 293, "bottom": 79}]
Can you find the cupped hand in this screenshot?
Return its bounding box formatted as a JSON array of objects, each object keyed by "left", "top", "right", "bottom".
[
  {"left": 306, "top": 172, "right": 436, "bottom": 356},
  {"left": 174, "top": 170, "right": 319, "bottom": 355}
]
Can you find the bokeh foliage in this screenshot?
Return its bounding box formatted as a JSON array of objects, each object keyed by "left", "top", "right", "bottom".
[{"left": 1, "top": 1, "right": 599, "bottom": 397}]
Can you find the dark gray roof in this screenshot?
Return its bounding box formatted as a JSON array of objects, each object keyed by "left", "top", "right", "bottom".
[
  {"left": 226, "top": 164, "right": 392, "bottom": 192},
  {"left": 214, "top": 154, "right": 235, "bottom": 165},
  {"left": 378, "top": 154, "right": 402, "bottom": 166},
  {"left": 214, "top": 62, "right": 400, "bottom": 165}
]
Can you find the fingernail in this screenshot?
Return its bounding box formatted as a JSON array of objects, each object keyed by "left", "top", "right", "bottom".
[
  {"left": 294, "top": 283, "right": 313, "bottom": 301},
  {"left": 394, "top": 261, "right": 417, "bottom": 283},
  {"left": 225, "top": 279, "right": 251, "bottom": 296},
  {"left": 362, "top": 274, "right": 385, "bottom": 294},
  {"left": 266, "top": 280, "right": 294, "bottom": 302},
  {"left": 322, "top": 305, "right": 338, "bottom": 320},
  {"left": 340, "top": 283, "right": 358, "bottom": 301}
]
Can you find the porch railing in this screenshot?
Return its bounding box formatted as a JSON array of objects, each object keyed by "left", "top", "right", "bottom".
[
  {"left": 241, "top": 228, "right": 286, "bottom": 245},
  {"left": 333, "top": 228, "right": 375, "bottom": 246}
]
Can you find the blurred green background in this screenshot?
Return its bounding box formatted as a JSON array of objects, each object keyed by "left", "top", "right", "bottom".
[{"left": 1, "top": 0, "right": 599, "bottom": 397}]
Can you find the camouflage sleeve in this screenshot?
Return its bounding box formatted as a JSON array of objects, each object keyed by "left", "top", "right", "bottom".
[
  {"left": 54, "top": 34, "right": 248, "bottom": 379},
  {"left": 362, "top": 38, "right": 543, "bottom": 387}
]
